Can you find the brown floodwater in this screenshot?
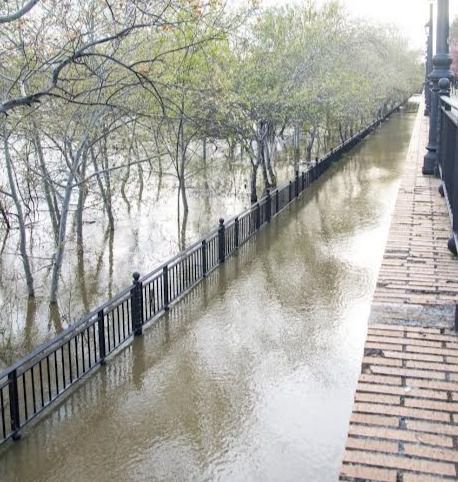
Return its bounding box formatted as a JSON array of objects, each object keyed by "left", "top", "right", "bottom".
[{"left": 0, "top": 109, "right": 416, "bottom": 481}]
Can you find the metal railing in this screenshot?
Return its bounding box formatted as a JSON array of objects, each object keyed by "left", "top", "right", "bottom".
[
  {"left": 0, "top": 105, "right": 403, "bottom": 445},
  {"left": 438, "top": 93, "right": 458, "bottom": 254}
]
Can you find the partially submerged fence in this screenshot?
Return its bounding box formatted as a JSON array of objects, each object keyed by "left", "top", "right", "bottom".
[{"left": 0, "top": 105, "right": 403, "bottom": 445}]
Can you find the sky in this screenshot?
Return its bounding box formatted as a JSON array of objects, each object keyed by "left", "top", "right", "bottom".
[
  {"left": 255, "top": 0, "right": 458, "bottom": 51},
  {"left": 341, "top": 0, "right": 458, "bottom": 50}
]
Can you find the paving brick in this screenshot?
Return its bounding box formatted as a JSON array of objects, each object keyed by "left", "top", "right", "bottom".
[
  {"left": 349, "top": 424, "right": 453, "bottom": 447},
  {"left": 370, "top": 366, "right": 446, "bottom": 380},
  {"left": 365, "top": 342, "right": 403, "bottom": 352},
  {"left": 406, "top": 360, "right": 458, "bottom": 373},
  {"left": 350, "top": 413, "right": 400, "bottom": 427},
  {"left": 405, "top": 419, "right": 458, "bottom": 436},
  {"left": 406, "top": 345, "right": 456, "bottom": 356},
  {"left": 384, "top": 351, "right": 443, "bottom": 363},
  {"left": 343, "top": 450, "right": 456, "bottom": 477},
  {"left": 362, "top": 356, "right": 403, "bottom": 367},
  {"left": 359, "top": 374, "right": 402, "bottom": 386},
  {"left": 354, "top": 392, "right": 400, "bottom": 405},
  {"left": 353, "top": 403, "right": 450, "bottom": 422},
  {"left": 405, "top": 378, "right": 458, "bottom": 392},
  {"left": 369, "top": 328, "right": 407, "bottom": 338},
  {"left": 403, "top": 473, "right": 457, "bottom": 482},
  {"left": 404, "top": 443, "right": 458, "bottom": 463},
  {"left": 345, "top": 436, "right": 398, "bottom": 453},
  {"left": 357, "top": 382, "right": 448, "bottom": 400},
  {"left": 367, "top": 336, "right": 442, "bottom": 348},
  {"left": 406, "top": 332, "right": 458, "bottom": 343},
  {"left": 404, "top": 398, "right": 458, "bottom": 412},
  {"left": 340, "top": 463, "right": 397, "bottom": 482}
]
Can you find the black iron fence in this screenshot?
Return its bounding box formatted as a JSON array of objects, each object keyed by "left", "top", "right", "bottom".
[
  {"left": 0, "top": 104, "right": 403, "bottom": 445},
  {"left": 438, "top": 92, "right": 458, "bottom": 255}
]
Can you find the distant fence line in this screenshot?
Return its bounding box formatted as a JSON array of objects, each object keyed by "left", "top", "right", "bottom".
[{"left": 0, "top": 101, "right": 406, "bottom": 446}]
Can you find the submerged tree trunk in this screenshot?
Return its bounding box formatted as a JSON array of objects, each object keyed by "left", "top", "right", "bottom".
[
  {"left": 3, "top": 131, "right": 35, "bottom": 297},
  {"left": 306, "top": 126, "right": 317, "bottom": 164},
  {"left": 250, "top": 162, "right": 258, "bottom": 204},
  {"left": 0, "top": 200, "right": 10, "bottom": 230},
  {"left": 91, "top": 146, "right": 115, "bottom": 231},
  {"left": 50, "top": 134, "right": 90, "bottom": 304},
  {"left": 293, "top": 123, "right": 300, "bottom": 171}
]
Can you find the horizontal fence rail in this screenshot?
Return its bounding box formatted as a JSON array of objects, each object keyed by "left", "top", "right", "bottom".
[{"left": 0, "top": 102, "right": 405, "bottom": 445}]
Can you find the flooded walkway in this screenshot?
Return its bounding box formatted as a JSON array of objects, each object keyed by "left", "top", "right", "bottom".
[
  {"left": 340, "top": 103, "right": 458, "bottom": 481},
  {"left": 0, "top": 111, "right": 416, "bottom": 482}
]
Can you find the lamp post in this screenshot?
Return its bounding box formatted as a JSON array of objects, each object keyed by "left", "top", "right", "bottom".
[
  {"left": 423, "top": 0, "right": 453, "bottom": 175},
  {"left": 424, "top": 2, "right": 433, "bottom": 116}
]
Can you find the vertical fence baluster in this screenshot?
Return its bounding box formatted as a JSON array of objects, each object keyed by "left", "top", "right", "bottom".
[
  {"left": 8, "top": 370, "right": 21, "bottom": 440},
  {"left": 202, "top": 240, "right": 207, "bottom": 278},
  {"left": 235, "top": 217, "right": 239, "bottom": 249},
  {"left": 255, "top": 203, "right": 260, "bottom": 230},
  {"left": 295, "top": 171, "right": 299, "bottom": 197},
  {"left": 98, "top": 310, "right": 106, "bottom": 364},
  {"left": 163, "top": 266, "right": 169, "bottom": 311},
  {"left": 218, "top": 218, "right": 225, "bottom": 264},
  {"left": 266, "top": 189, "right": 271, "bottom": 223},
  {"left": 130, "top": 272, "right": 143, "bottom": 336}
]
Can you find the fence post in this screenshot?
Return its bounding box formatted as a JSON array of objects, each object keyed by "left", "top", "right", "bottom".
[
  {"left": 266, "top": 189, "right": 271, "bottom": 223},
  {"left": 289, "top": 181, "right": 292, "bottom": 203},
  {"left": 255, "top": 203, "right": 261, "bottom": 230},
  {"left": 163, "top": 266, "right": 169, "bottom": 311},
  {"left": 234, "top": 217, "right": 239, "bottom": 248},
  {"left": 130, "top": 272, "right": 143, "bottom": 336},
  {"left": 295, "top": 171, "right": 299, "bottom": 197},
  {"left": 437, "top": 78, "right": 450, "bottom": 178},
  {"left": 218, "top": 218, "right": 225, "bottom": 264},
  {"left": 97, "top": 309, "right": 106, "bottom": 365},
  {"left": 302, "top": 171, "right": 305, "bottom": 191},
  {"left": 8, "top": 370, "right": 21, "bottom": 440},
  {"left": 455, "top": 304, "right": 458, "bottom": 332},
  {"left": 202, "top": 240, "right": 207, "bottom": 277}
]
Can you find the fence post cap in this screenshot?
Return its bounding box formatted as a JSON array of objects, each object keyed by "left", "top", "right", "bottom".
[
  {"left": 132, "top": 272, "right": 140, "bottom": 282},
  {"left": 219, "top": 218, "right": 224, "bottom": 225},
  {"left": 439, "top": 77, "right": 450, "bottom": 89}
]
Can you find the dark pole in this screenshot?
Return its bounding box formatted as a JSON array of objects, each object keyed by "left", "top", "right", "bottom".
[
  {"left": 424, "top": 2, "right": 433, "bottom": 116},
  {"left": 423, "top": 0, "right": 453, "bottom": 175}
]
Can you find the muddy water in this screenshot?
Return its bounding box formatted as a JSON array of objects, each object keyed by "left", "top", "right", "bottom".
[{"left": 0, "top": 110, "right": 416, "bottom": 481}]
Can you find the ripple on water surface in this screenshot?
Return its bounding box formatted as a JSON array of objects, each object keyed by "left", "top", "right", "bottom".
[{"left": 0, "top": 112, "right": 417, "bottom": 482}]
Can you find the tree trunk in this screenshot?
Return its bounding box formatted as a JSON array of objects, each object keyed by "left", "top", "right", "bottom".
[
  {"left": 3, "top": 131, "right": 34, "bottom": 297},
  {"left": 250, "top": 162, "right": 258, "bottom": 204},
  {"left": 32, "top": 127, "right": 59, "bottom": 244},
  {"left": 91, "top": 146, "right": 115, "bottom": 231},
  {"left": 306, "top": 126, "right": 317, "bottom": 164}
]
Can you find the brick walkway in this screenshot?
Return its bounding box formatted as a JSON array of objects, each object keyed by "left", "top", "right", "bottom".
[{"left": 340, "top": 102, "right": 458, "bottom": 482}]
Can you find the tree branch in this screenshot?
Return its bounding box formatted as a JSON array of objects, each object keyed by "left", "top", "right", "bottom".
[{"left": 0, "top": 0, "right": 40, "bottom": 24}]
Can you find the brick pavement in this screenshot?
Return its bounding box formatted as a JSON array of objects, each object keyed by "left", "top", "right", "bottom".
[
  {"left": 340, "top": 102, "right": 458, "bottom": 481},
  {"left": 370, "top": 102, "right": 458, "bottom": 327}
]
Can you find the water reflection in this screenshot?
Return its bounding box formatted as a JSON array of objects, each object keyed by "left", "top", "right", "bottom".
[{"left": 0, "top": 112, "right": 416, "bottom": 482}]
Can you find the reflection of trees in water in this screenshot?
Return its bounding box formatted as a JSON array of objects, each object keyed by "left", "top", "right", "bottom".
[{"left": 0, "top": 114, "right": 416, "bottom": 364}]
